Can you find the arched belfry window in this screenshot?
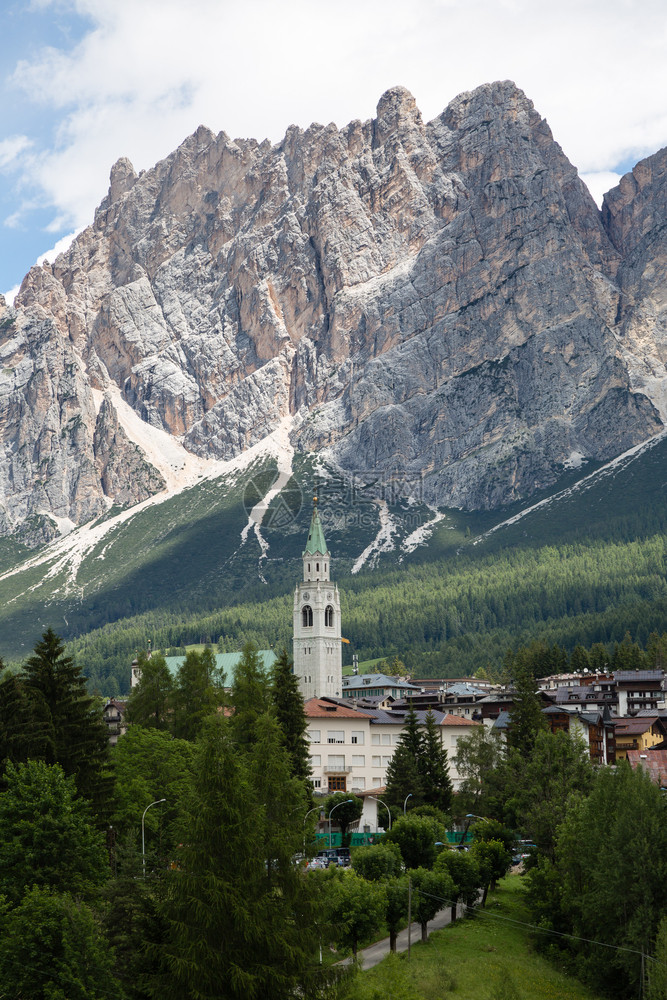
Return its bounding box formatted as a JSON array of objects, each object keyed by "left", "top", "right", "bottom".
[
  {"left": 302, "top": 605, "right": 313, "bottom": 627},
  {"left": 325, "top": 605, "right": 334, "bottom": 628}
]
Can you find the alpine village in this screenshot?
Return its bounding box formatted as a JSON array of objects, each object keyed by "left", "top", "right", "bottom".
[{"left": 2, "top": 78, "right": 667, "bottom": 1000}]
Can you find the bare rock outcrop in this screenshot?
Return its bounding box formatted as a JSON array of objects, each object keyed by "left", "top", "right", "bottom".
[{"left": 2, "top": 81, "right": 665, "bottom": 542}]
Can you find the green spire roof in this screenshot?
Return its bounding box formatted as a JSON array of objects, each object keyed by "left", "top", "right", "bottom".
[{"left": 303, "top": 503, "right": 329, "bottom": 556}]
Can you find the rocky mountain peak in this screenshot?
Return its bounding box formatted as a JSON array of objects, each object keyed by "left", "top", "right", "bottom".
[
  {"left": 0, "top": 81, "right": 664, "bottom": 546},
  {"left": 374, "top": 85, "right": 423, "bottom": 143},
  {"left": 108, "top": 157, "right": 138, "bottom": 203}
]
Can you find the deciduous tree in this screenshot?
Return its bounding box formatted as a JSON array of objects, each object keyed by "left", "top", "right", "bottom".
[
  {"left": 0, "top": 760, "right": 107, "bottom": 904},
  {"left": 0, "top": 886, "right": 119, "bottom": 1000},
  {"left": 408, "top": 866, "right": 455, "bottom": 942}
]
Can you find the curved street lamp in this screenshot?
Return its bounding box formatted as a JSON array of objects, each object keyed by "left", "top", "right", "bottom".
[
  {"left": 368, "top": 794, "right": 391, "bottom": 832},
  {"left": 142, "top": 798, "right": 166, "bottom": 878},
  {"left": 403, "top": 792, "right": 413, "bottom": 814},
  {"left": 329, "top": 798, "right": 354, "bottom": 848},
  {"left": 303, "top": 804, "right": 322, "bottom": 852}
]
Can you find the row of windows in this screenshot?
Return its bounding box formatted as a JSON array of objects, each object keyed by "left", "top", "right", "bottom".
[
  {"left": 309, "top": 729, "right": 460, "bottom": 747},
  {"left": 310, "top": 730, "right": 366, "bottom": 744},
  {"left": 310, "top": 755, "right": 392, "bottom": 768},
  {"left": 301, "top": 605, "right": 335, "bottom": 627},
  {"left": 312, "top": 776, "right": 383, "bottom": 791}
]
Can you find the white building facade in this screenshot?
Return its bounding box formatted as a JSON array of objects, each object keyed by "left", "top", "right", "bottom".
[{"left": 305, "top": 697, "right": 480, "bottom": 797}]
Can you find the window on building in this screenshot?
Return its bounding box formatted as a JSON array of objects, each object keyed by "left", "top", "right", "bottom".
[
  {"left": 352, "top": 777, "right": 366, "bottom": 789},
  {"left": 309, "top": 730, "right": 321, "bottom": 743},
  {"left": 327, "top": 755, "right": 345, "bottom": 769},
  {"left": 371, "top": 734, "right": 381, "bottom": 745},
  {"left": 392, "top": 734, "right": 400, "bottom": 744},
  {"left": 313, "top": 778, "right": 321, "bottom": 789},
  {"left": 327, "top": 731, "right": 344, "bottom": 744},
  {"left": 311, "top": 755, "right": 321, "bottom": 767},
  {"left": 302, "top": 605, "right": 313, "bottom": 627},
  {"left": 351, "top": 731, "right": 365, "bottom": 745},
  {"left": 382, "top": 755, "right": 391, "bottom": 767},
  {"left": 328, "top": 775, "right": 346, "bottom": 792},
  {"left": 372, "top": 755, "right": 381, "bottom": 767},
  {"left": 372, "top": 776, "right": 381, "bottom": 786},
  {"left": 381, "top": 734, "right": 391, "bottom": 745},
  {"left": 325, "top": 605, "right": 334, "bottom": 628},
  {"left": 351, "top": 755, "right": 365, "bottom": 767},
  {"left": 316, "top": 563, "right": 320, "bottom": 572}
]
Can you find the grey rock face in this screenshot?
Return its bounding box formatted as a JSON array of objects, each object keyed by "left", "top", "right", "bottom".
[{"left": 2, "top": 81, "right": 665, "bottom": 543}]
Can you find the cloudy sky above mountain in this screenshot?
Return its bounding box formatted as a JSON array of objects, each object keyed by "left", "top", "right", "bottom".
[{"left": 2, "top": 0, "right": 667, "bottom": 299}]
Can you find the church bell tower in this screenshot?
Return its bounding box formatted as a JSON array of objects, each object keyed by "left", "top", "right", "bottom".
[{"left": 293, "top": 499, "right": 342, "bottom": 700}]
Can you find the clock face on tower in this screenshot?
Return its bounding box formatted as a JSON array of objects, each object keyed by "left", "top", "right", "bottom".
[
  {"left": 327, "top": 592, "right": 333, "bottom": 601},
  {"left": 302, "top": 592, "right": 310, "bottom": 601}
]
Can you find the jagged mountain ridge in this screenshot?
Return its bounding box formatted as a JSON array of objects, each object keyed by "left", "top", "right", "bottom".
[{"left": 0, "top": 80, "right": 665, "bottom": 546}]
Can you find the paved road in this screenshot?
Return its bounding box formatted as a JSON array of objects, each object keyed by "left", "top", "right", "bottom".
[{"left": 339, "top": 903, "right": 462, "bottom": 970}]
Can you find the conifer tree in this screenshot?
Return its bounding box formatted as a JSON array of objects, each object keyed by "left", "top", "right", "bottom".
[
  {"left": 384, "top": 702, "right": 424, "bottom": 813},
  {"left": 125, "top": 651, "right": 174, "bottom": 731},
  {"left": 229, "top": 641, "right": 270, "bottom": 750},
  {"left": 506, "top": 652, "right": 547, "bottom": 755},
  {"left": 270, "top": 648, "right": 311, "bottom": 793},
  {"left": 21, "top": 628, "right": 110, "bottom": 814},
  {"left": 419, "top": 710, "right": 453, "bottom": 812},
  {"left": 171, "top": 648, "right": 223, "bottom": 741},
  {"left": 156, "top": 716, "right": 327, "bottom": 1000}
]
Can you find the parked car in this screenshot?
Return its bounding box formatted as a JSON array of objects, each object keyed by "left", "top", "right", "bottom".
[{"left": 316, "top": 847, "right": 351, "bottom": 867}]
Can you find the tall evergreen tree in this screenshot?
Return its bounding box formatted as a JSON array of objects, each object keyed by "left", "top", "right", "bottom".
[
  {"left": 384, "top": 702, "right": 424, "bottom": 813},
  {"left": 419, "top": 710, "right": 452, "bottom": 812},
  {"left": 125, "top": 651, "right": 174, "bottom": 731},
  {"left": 270, "top": 648, "right": 311, "bottom": 793},
  {"left": 21, "top": 628, "right": 110, "bottom": 814},
  {"left": 155, "top": 717, "right": 327, "bottom": 1000},
  {"left": 506, "top": 651, "right": 547, "bottom": 755},
  {"left": 229, "top": 641, "right": 270, "bottom": 750},
  {"left": 171, "top": 648, "right": 223, "bottom": 741},
  {"left": 0, "top": 672, "right": 53, "bottom": 776}
]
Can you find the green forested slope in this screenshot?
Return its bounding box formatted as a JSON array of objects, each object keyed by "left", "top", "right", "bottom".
[{"left": 2, "top": 436, "right": 666, "bottom": 694}]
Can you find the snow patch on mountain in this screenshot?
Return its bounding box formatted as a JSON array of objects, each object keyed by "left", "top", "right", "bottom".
[
  {"left": 401, "top": 509, "right": 448, "bottom": 555},
  {"left": 351, "top": 501, "right": 399, "bottom": 573}
]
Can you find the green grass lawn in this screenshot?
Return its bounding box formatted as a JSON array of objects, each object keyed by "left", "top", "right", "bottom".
[{"left": 344, "top": 876, "right": 604, "bottom": 1000}]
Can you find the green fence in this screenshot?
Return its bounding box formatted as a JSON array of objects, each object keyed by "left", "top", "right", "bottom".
[{"left": 313, "top": 830, "right": 473, "bottom": 848}]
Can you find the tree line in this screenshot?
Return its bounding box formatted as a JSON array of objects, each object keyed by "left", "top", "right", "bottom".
[{"left": 54, "top": 527, "right": 667, "bottom": 694}]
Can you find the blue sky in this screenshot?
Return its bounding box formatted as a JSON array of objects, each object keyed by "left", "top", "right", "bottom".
[{"left": 2, "top": 0, "right": 667, "bottom": 301}]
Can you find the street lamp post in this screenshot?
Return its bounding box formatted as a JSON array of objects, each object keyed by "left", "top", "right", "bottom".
[
  {"left": 142, "top": 798, "right": 166, "bottom": 878},
  {"left": 459, "top": 812, "right": 486, "bottom": 848},
  {"left": 329, "top": 798, "right": 354, "bottom": 848},
  {"left": 368, "top": 795, "right": 391, "bottom": 832},
  {"left": 303, "top": 804, "right": 321, "bottom": 852},
  {"left": 403, "top": 792, "right": 413, "bottom": 814}
]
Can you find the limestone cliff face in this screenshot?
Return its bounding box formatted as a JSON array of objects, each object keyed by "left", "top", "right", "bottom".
[{"left": 2, "top": 81, "right": 665, "bottom": 543}]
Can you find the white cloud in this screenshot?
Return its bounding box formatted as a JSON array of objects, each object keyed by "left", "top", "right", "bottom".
[
  {"left": 0, "top": 136, "right": 32, "bottom": 170},
  {"left": 1, "top": 285, "right": 20, "bottom": 306},
  {"left": 5, "top": 0, "right": 667, "bottom": 239},
  {"left": 580, "top": 171, "right": 623, "bottom": 210},
  {"left": 2, "top": 229, "right": 81, "bottom": 304}
]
